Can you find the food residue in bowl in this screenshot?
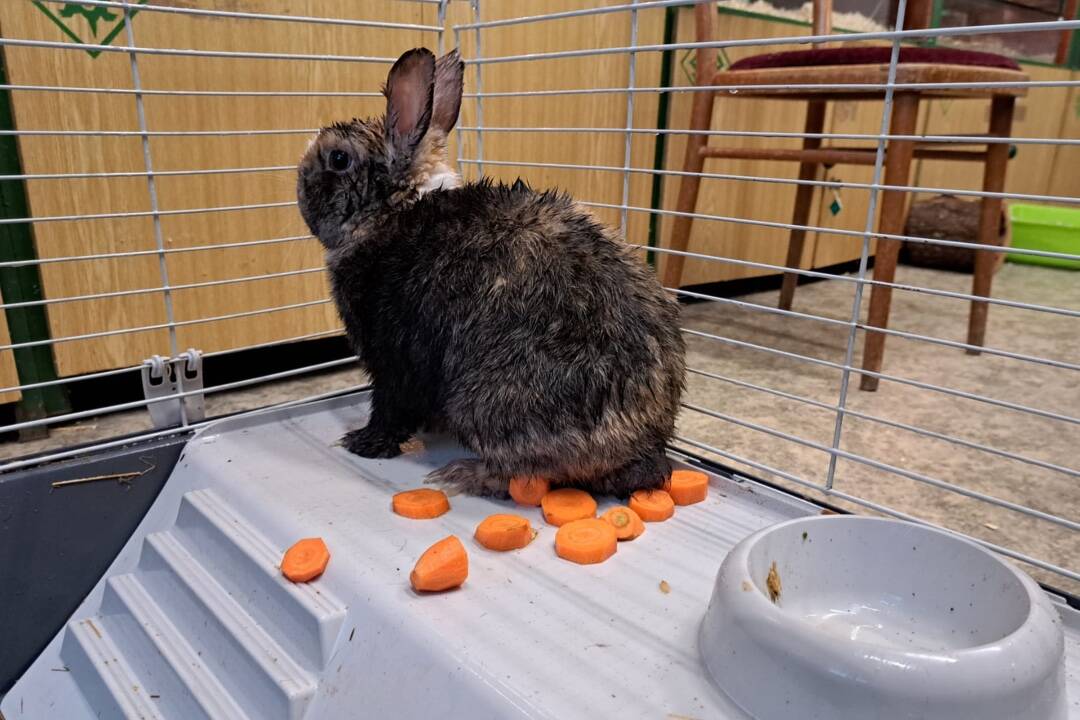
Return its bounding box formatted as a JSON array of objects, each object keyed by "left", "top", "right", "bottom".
[{"left": 766, "top": 561, "right": 782, "bottom": 604}]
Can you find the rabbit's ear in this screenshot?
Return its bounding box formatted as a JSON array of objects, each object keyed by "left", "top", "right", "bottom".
[
  {"left": 384, "top": 48, "right": 436, "bottom": 159},
  {"left": 431, "top": 49, "right": 464, "bottom": 134}
]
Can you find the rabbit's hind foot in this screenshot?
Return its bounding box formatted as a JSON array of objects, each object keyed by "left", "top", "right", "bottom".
[{"left": 425, "top": 458, "right": 510, "bottom": 497}]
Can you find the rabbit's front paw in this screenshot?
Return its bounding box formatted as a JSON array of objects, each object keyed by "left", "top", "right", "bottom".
[{"left": 341, "top": 426, "right": 403, "bottom": 459}]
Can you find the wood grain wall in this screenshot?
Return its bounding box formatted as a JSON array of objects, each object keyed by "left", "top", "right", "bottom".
[
  {"left": 1038, "top": 69, "right": 1080, "bottom": 204},
  {"left": 447, "top": 0, "right": 666, "bottom": 251},
  {"left": 914, "top": 62, "right": 1076, "bottom": 201},
  {"left": 0, "top": 286, "right": 21, "bottom": 404},
  {"left": 0, "top": 0, "right": 436, "bottom": 378}
]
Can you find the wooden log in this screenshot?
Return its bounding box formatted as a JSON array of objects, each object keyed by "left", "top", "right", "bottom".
[{"left": 901, "top": 195, "right": 1010, "bottom": 274}]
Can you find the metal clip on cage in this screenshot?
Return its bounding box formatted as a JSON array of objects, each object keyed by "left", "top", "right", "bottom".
[{"left": 140, "top": 350, "right": 205, "bottom": 429}]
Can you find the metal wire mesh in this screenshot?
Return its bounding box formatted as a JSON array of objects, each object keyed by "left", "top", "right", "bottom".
[{"left": 0, "top": 0, "right": 1075, "bottom": 592}]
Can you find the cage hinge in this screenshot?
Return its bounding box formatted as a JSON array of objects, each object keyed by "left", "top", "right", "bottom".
[{"left": 141, "top": 349, "right": 206, "bottom": 429}]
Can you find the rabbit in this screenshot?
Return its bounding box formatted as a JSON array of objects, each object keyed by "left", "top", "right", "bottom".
[{"left": 296, "top": 47, "right": 686, "bottom": 497}]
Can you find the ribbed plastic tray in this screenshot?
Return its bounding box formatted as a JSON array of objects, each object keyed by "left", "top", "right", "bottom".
[{"left": 3, "top": 392, "right": 1077, "bottom": 719}]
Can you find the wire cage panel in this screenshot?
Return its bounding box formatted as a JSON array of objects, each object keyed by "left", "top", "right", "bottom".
[{"left": 0, "top": 0, "right": 439, "bottom": 376}]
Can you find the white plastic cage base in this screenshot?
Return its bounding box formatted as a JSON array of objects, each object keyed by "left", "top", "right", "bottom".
[{"left": 3, "top": 392, "right": 1078, "bottom": 720}]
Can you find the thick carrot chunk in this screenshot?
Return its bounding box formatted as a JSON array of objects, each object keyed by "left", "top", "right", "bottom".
[
  {"left": 392, "top": 488, "right": 450, "bottom": 519},
  {"left": 555, "top": 518, "right": 618, "bottom": 565},
  {"left": 508, "top": 476, "right": 550, "bottom": 507},
  {"left": 601, "top": 506, "right": 646, "bottom": 540},
  {"left": 666, "top": 469, "right": 709, "bottom": 506},
  {"left": 475, "top": 514, "right": 535, "bottom": 551},
  {"left": 541, "top": 488, "right": 597, "bottom": 526},
  {"left": 410, "top": 535, "right": 468, "bottom": 592},
  {"left": 281, "top": 538, "right": 330, "bottom": 583},
  {"left": 629, "top": 489, "right": 675, "bottom": 522}
]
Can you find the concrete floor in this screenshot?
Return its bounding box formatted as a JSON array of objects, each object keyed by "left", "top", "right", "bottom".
[{"left": 3, "top": 263, "right": 1077, "bottom": 593}]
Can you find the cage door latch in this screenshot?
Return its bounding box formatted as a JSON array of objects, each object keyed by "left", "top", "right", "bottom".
[{"left": 141, "top": 349, "right": 206, "bottom": 429}]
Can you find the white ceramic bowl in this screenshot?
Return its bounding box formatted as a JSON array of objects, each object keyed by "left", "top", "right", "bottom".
[{"left": 700, "top": 516, "right": 1066, "bottom": 720}]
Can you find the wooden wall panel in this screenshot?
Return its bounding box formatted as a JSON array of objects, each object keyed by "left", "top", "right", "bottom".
[
  {"left": 0, "top": 0, "right": 435, "bottom": 376},
  {"left": 1046, "top": 71, "right": 1080, "bottom": 205},
  {"left": 810, "top": 99, "right": 878, "bottom": 270},
  {"left": 0, "top": 286, "right": 22, "bottom": 404},
  {"left": 653, "top": 10, "right": 898, "bottom": 286},
  {"left": 913, "top": 63, "right": 1073, "bottom": 202},
  {"left": 658, "top": 12, "right": 822, "bottom": 287},
  {"left": 810, "top": 99, "right": 933, "bottom": 268},
  {"left": 448, "top": 0, "right": 666, "bottom": 244}
]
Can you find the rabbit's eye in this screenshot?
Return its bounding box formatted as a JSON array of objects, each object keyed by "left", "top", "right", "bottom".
[{"left": 328, "top": 149, "right": 351, "bottom": 172}]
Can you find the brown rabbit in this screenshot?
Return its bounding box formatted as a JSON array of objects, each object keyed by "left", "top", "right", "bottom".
[{"left": 297, "top": 48, "right": 685, "bottom": 497}]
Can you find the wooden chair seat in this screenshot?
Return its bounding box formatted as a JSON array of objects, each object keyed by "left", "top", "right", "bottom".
[
  {"left": 727, "top": 45, "right": 1020, "bottom": 71},
  {"left": 715, "top": 62, "right": 1028, "bottom": 101}
]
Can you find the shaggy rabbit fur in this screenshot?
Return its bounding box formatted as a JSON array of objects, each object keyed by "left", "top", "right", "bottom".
[{"left": 296, "top": 48, "right": 685, "bottom": 497}]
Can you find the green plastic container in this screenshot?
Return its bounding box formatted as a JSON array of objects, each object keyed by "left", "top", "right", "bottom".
[{"left": 1007, "top": 203, "right": 1080, "bottom": 270}]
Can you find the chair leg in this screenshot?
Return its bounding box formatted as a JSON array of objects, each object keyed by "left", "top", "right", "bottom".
[
  {"left": 663, "top": 88, "right": 716, "bottom": 290},
  {"left": 967, "top": 95, "right": 1015, "bottom": 353},
  {"left": 780, "top": 100, "right": 827, "bottom": 310},
  {"left": 859, "top": 93, "right": 921, "bottom": 391}
]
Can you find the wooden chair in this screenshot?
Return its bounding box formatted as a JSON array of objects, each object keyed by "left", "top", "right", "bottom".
[{"left": 666, "top": 0, "right": 1028, "bottom": 390}]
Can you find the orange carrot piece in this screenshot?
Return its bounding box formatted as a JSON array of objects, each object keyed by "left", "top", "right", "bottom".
[
  {"left": 555, "top": 518, "right": 618, "bottom": 565},
  {"left": 410, "top": 535, "right": 468, "bottom": 592},
  {"left": 392, "top": 488, "right": 450, "bottom": 519},
  {"left": 629, "top": 489, "right": 675, "bottom": 522},
  {"left": 508, "top": 476, "right": 550, "bottom": 507},
  {"left": 541, "top": 488, "right": 597, "bottom": 526},
  {"left": 475, "top": 514, "right": 535, "bottom": 551},
  {"left": 281, "top": 537, "right": 330, "bottom": 583},
  {"left": 601, "top": 506, "right": 646, "bottom": 540},
  {"left": 667, "top": 469, "right": 709, "bottom": 506}
]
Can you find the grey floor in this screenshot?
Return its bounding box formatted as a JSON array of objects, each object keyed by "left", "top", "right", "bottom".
[{"left": 4, "top": 263, "right": 1077, "bottom": 594}]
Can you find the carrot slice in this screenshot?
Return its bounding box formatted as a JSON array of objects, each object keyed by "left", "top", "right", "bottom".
[
  {"left": 601, "top": 505, "right": 646, "bottom": 540},
  {"left": 667, "top": 469, "right": 709, "bottom": 506},
  {"left": 281, "top": 537, "right": 330, "bottom": 583},
  {"left": 410, "top": 535, "right": 468, "bottom": 592},
  {"left": 475, "top": 513, "right": 535, "bottom": 551},
  {"left": 392, "top": 488, "right": 450, "bottom": 519},
  {"left": 629, "top": 489, "right": 675, "bottom": 522},
  {"left": 509, "top": 476, "right": 550, "bottom": 507},
  {"left": 541, "top": 488, "right": 597, "bottom": 526},
  {"left": 555, "top": 518, "right": 618, "bottom": 565}
]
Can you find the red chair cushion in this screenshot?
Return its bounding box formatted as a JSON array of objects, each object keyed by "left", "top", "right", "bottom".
[{"left": 728, "top": 46, "right": 1021, "bottom": 72}]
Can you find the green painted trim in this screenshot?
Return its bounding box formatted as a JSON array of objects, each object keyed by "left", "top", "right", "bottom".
[
  {"left": 1013, "top": 56, "right": 1072, "bottom": 70},
  {"left": 715, "top": 5, "right": 887, "bottom": 34},
  {"left": 1069, "top": 4, "right": 1080, "bottom": 70},
  {"left": 715, "top": 5, "right": 806, "bottom": 28},
  {"left": 0, "top": 52, "right": 68, "bottom": 418},
  {"left": 31, "top": 0, "right": 148, "bottom": 59},
  {"left": 646, "top": 6, "right": 679, "bottom": 267},
  {"left": 928, "top": 0, "right": 944, "bottom": 46}
]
